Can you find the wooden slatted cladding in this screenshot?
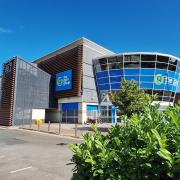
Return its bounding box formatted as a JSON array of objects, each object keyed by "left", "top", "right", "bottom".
[
  {"left": 175, "top": 93, "right": 180, "bottom": 104},
  {"left": 35, "top": 45, "right": 83, "bottom": 99},
  {"left": 0, "top": 58, "right": 16, "bottom": 126}
]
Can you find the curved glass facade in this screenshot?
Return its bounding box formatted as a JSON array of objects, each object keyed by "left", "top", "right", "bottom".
[{"left": 93, "top": 53, "right": 180, "bottom": 103}]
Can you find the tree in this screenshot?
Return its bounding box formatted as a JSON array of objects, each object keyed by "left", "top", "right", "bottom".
[{"left": 110, "top": 80, "right": 154, "bottom": 118}]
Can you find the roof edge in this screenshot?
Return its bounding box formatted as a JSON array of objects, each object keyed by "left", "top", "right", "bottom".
[{"left": 33, "top": 37, "right": 114, "bottom": 64}]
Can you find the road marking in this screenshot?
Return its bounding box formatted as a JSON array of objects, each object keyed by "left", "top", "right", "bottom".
[{"left": 9, "top": 166, "right": 32, "bottom": 174}]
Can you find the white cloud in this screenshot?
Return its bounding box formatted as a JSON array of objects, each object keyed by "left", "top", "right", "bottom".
[{"left": 0, "top": 27, "right": 12, "bottom": 33}]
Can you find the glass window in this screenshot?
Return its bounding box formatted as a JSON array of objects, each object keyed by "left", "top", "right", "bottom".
[
  {"left": 171, "top": 91, "right": 175, "bottom": 96},
  {"left": 164, "top": 84, "right": 173, "bottom": 91},
  {"left": 96, "top": 71, "right": 108, "bottom": 79},
  {"left": 124, "top": 55, "right": 140, "bottom": 68},
  {"left": 111, "top": 83, "right": 121, "bottom": 90},
  {"left": 169, "top": 58, "right": 177, "bottom": 66},
  {"left": 99, "top": 58, "right": 108, "bottom": 71},
  {"left": 109, "top": 69, "right": 123, "bottom": 76},
  {"left": 98, "top": 84, "right": 110, "bottom": 91},
  {"left": 157, "top": 55, "right": 169, "bottom": 63},
  {"left": 156, "top": 62, "right": 168, "bottom": 70},
  {"left": 163, "top": 96, "right": 170, "bottom": 102},
  {"left": 124, "top": 55, "right": 140, "bottom": 61},
  {"left": 141, "top": 61, "right": 155, "bottom": 68},
  {"left": 141, "top": 55, "right": 156, "bottom": 61},
  {"left": 153, "top": 90, "right": 163, "bottom": 97},
  {"left": 140, "top": 76, "right": 154, "bottom": 82},
  {"left": 140, "top": 82, "right": 153, "bottom": 89},
  {"left": 124, "top": 69, "right": 139, "bottom": 75},
  {"left": 168, "top": 64, "right": 176, "bottom": 71},
  {"left": 124, "top": 76, "right": 139, "bottom": 82},
  {"left": 124, "top": 61, "right": 140, "bottom": 68},
  {"left": 141, "top": 68, "right": 155, "bottom": 75},
  {"left": 144, "top": 89, "right": 153, "bottom": 95},
  {"left": 163, "top": 91, "right": 171, "bottom": 97},
  {"left": 109, "top": 63, "right": 123, "bottom": 70},
  {"left": 110, "top": 76, "right": 121, "bottom": 83},
  {"left": 97, "top": 78, "right": 109, "bottom": 85},
  {"left": 154, "top": 83, "right": 165, "bottom": 90},
  {"left": 116, "top": 56, "right": 123, "bottom": 63},
  {"left": 108, "top": 57, "right": 117, "bottom": 63}
]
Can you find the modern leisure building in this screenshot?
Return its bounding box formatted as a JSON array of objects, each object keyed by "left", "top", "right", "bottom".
[{"left": 0, "top": 38, "right": 179, "bottom": 126}]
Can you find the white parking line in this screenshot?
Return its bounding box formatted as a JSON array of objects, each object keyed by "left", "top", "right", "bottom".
[{"left": 9, "top": 166, "right": 32, "bottom": 174}]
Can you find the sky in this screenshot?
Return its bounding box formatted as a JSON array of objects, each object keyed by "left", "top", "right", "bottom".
[{"left": 0, "top": 0, "right": 180, "bottom": 72}]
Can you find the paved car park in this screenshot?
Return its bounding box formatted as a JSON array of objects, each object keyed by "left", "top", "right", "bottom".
[{"left": 0, "top": 128, "right": 82, "bottom": 180}]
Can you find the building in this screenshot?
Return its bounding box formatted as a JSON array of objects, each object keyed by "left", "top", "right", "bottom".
[
  {"left": 0, "top": 38, "right": 113, "bottom": 126},
  {"left": 93, "top": 53, "right": 180, "bottom": 112},
  {"left": 0, "top": 38, "right": 179, "bottom": 126}
]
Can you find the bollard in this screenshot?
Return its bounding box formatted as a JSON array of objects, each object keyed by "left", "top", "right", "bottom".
[
  {"left": 75, "top": 123, "right": 78, "bottom": 137},
  {"left": 48, "top": 121, "right": 50, "bottom": 132},
  {"left": 38, "top": 122, "right": 40, "bottom": 131},
  {"left": 59, "top": 121, "right": 61, "bottom": 135}
]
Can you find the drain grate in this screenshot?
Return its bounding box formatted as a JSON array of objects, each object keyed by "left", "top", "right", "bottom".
[{"left": 56, "top": 142, "right": 67, "bottom": 146}]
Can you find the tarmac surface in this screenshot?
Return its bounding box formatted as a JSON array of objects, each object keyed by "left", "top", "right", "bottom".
[{"left": 0, "top": 128, "right": 82, "bottom": 180}]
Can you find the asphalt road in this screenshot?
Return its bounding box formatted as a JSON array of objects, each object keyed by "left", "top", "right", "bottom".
[{"left": 0, "top": 128, "right": 82, "bottom": 180}]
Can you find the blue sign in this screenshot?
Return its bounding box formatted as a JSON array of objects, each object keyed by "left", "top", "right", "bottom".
[
  {"left": 56, "top": 70, "right": 72, "bottom": 91},
  {"left": 96, "top": 68, "right": 180, "bottom": 92}
]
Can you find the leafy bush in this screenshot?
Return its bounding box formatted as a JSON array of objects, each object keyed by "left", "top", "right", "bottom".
[
  {"left": 70, "top": 106, "right": 180, "bottom": 180},
  {"left": 110, "top": 80, "right": 156, "bottom": 118}
]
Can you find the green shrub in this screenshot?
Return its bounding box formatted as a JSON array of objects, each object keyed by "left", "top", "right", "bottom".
[{"left": 70, "top": 106, "right": 180, "bottom": 180}]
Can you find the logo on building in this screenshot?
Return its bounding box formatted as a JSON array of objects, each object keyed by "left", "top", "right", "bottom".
[
  {"left": 56, "top": 69, "right": 72, "bottom": 91},
  {"left": 154, "top": 74, "right": 164, "bottom": 85},
  {"left": 57, "top": 76, "right": 70, "bottom": 87}
]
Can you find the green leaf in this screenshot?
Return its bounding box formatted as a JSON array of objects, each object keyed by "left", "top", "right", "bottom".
[{"left": 157, "top": 148, "right": 173, "bottom": 164}]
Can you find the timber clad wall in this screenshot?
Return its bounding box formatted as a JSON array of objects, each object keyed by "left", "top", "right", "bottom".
[
  {"left": 35, "top": 45, "right": 83, "bottom": 105},
  {"left": 0, "top": 58, "right": 16, "bottom": 126},
  {"left": 175, "top": 93, "right": 180, "bottom": 104}
]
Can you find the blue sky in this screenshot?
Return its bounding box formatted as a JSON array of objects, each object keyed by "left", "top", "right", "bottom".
[{"left": 0, "top": 0, "right": 180, "bottom": 71}]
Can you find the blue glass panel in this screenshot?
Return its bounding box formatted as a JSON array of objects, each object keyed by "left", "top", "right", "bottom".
[
  {"left": 168, "top": 71, "right": 175, "bottom": 78},
  {"left": 109, "top": 69, "right": 123, "bottom": 76},
  {"left": 97, "top": 78, "right": 109, "bottom": 84},
  {"left": 98, "top": 84, "right": 110, "bottom": 91},
  {"left": 124, "top": 68, "right": 139, "bottom": 75},
  {"left": 140, "top": 82, "right": 153, "bottom": 89},
  {"left": 176, "top": 82, "right": 180, "bottom": 92},
  {"left": 62, "top": 103, "right": 78, "bottom": 111},
  {"left": 141, "top": 68, "right": 155, "bottom": 75},
  {"left": 164, "top": 84, "right": 173, "bottom": 91},
  {"left": 111, "top": 83, "right": 121, "bottom": 90},
  {"left": 155, "top": 69, "right": 168, "bottom": 76},
  {"left": 140, "top": 76, "right": 154, "bottom": 82},
  {"left": 174, "top": 73, "right": 179, "bottom": 80},
  {"left": 110, "top": 76, "right": 121, "bottom": 83},
  {"left": 154, "top": 83, "right": 165, "bottom": 90},
  {"left": 172, "top": 86, "right": 176, "bottom": 92},
  {"left": 124, "top": 76, "right": 139, "bottom": 82},
  {"left": 87, "top": 105, "right": 98, "bottom": 111},
  {"left": 96, "top": 71, "right": 108, "bottom": 78}
]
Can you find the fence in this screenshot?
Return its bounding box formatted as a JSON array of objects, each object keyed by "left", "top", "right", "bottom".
[{"left": 19, "top": 110, "right": 115, "bottom": 138}]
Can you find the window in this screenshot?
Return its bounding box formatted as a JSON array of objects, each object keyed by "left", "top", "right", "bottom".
[
  {"left": 168, "top": 64, "right": 176, "bottom": 71},
  {"left": 124, "top": 55, "right": 140, "bottom": 68},
  {"left": 156, "top": 62, "right": 168, "bottom": 70},
  {"left": 99, "top": 58, "right": 108, "bottom": 71},
  {"left": 157, "top": 55, "right": 169, "bottom": 63},
  {"left": 141, "top": 55, "right": 156, "bottom": 61}
]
